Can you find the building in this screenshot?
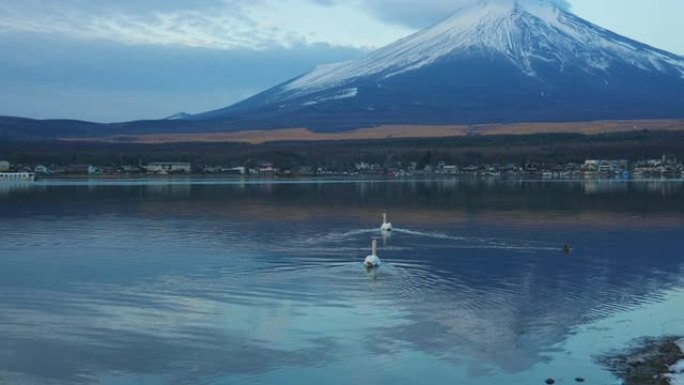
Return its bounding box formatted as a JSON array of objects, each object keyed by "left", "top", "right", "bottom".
[
  {"left": 227, "top": 166, "right": 246, "bottom": 175},
  {"left": 633, "top": 155, "right": 682, "bottom": 175},
  {"left": 145, "top": 162, "right": 192, "bottom": 174},
  {"left": 34, "top": 165, "right": 50, "bottom": 174},
  {"left": 583, "top": 159, "right": 628, "bottom": 173},
  {"left": 0, "top": 161, "right": 10, "bottom": 172},
  {"left": 258, "top": 163, "right": 278, "bottom": 175},
  {"left": 440, "top": 165, "right": 458, "bottom": 174},
  {"left": 120, "top": 165, "right": 145, "bottom": 174},
  {"left": 583, "top": 160, "right": 600, "bottom": 171},
  {"left": 0, "top": 172, "right": 35, "bottom": 182}
]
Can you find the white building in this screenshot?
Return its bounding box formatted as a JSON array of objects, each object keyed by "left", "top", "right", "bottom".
[
  {"left": 228, "top": 166, "right": 246, "bottom": 175},
  {"left": 0, "top": 172, "right": 35, "bottom": 182},
  {"left": 0, "top": 161, "right": 10, "bottom": 172},
  {"left": 584, "top": 159, "right": 628, "bottom": 173},
  {"left": 441, "top": 165, "right": 458, "bottom": 174},
  {"left": 258, "top": 164, "right": 278, "bottom": 174},
  {"left": 145, "top": 162, "right": 192, "bottom": 174}
]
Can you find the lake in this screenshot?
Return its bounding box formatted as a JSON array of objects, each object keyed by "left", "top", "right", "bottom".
[{"left": 1, "top": 179, "right": 684, "bottom": 385}]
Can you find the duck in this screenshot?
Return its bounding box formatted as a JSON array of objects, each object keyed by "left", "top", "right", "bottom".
[
  {"left": 364, "top": 239, "right": 381, "bottom": 268},
  {"left": 380, "top": 213, "right": 393, "bottom": 232}
]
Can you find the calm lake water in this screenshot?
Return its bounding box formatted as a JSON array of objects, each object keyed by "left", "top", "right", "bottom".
[{"left": 1, "top": 179, "right": 684, "bottom": 385}]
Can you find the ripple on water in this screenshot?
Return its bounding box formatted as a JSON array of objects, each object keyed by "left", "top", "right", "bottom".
[{"left": 2, "top": 184, "right": 684, "bottom": 385}]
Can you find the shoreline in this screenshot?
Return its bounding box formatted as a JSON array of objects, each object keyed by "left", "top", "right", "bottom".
[
  {"left": 599, "top": 336, "right": 684, "bottom": 385},
  {"left": 32, "top": 174, "right": 684, "bottom": 182}
]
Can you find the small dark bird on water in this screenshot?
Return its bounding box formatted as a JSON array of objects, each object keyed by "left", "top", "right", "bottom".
[
  {"left": 562, "top": 244, "right": 572, "bottom": 255},
  {"left": 545, "top": 378, "right": 555, "bottom": 385}
]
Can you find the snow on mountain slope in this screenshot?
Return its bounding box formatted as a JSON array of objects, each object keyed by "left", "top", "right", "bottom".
[
  {"left": 282, "top": 0, "right": 684, "bottom": 94},
  {"left": 165, "top": 112, "right": 194, "bottom": 120},
  {"left": 192, "top": 0, "right": 684, "bottom": 128}
]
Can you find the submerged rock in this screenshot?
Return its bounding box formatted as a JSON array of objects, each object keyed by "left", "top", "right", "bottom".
[{"left": 598, "top": 336, "right": 684, "bottom": 385}]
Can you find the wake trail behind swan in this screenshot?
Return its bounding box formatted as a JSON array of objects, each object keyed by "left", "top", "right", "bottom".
[
  {"left": 393, "top": 228, "right": 559, "bottom": 252},
  {"left": 392, "top": 228, "right": 469, "bottom": 241},
  {"left": 301, "top": 228, "right": 377, "bottom": 244},
  {"left": 300, "top": 227, "right": 561, "bottom": 254}
]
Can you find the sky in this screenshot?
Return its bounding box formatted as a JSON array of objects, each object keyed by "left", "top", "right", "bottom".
[{"left": 0, "top": 0, "right": 683, "bottom": 122}]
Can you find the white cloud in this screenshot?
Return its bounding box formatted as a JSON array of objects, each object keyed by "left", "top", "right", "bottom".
[
  {"left": 0, "top": 0, "right": 682, "bottom": 55},
  {"left": 315, "top": 0, "right": 570, "bottom": 29},
  {"left": 0, "top": 0, "right": 412, "bottom": 50}
]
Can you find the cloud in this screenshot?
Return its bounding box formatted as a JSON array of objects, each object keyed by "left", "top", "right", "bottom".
[
  {"left": 357, "top": 0, "right": 572, "bottom": 29},
  {"left": 0, "top": 0, "right": 572, "bottom": 50},
  {"left": 0, "top": 32, "right": 366, "bottom": 121},
  {"left": 0, "top": 0, "right": 402, "bottom": 121},
  {"left": 0, "top": 0, "right": 295, "bottom": 50},
  {"left": 0, "top": 0, "right": 410, "bottom": 50},
  {"left": 360, "top": 0, "right": 472, "bottom": 28}
]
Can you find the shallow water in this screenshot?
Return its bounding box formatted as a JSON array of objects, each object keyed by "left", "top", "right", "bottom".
[{"left": 1, "top": 179, "right": 683, "bottom": 384}]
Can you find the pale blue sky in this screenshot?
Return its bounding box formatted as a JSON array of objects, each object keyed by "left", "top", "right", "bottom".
[{"left": 0, "top": 0, "right": 681, "bottom": 122}]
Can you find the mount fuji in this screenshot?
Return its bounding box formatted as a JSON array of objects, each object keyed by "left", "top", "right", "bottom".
[{"left": 189, "top": 0, "right": 684, "bottom": 130}]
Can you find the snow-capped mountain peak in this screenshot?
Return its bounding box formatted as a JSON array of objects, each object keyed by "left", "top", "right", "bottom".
[
  {"left": 279, "top": 0, "right": 683, "bottom": 95},
  {"left": 192, "top": 0, "right": 684, "bottom": 128}
]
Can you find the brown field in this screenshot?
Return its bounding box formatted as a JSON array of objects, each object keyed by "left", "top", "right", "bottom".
[{"left": 63, "top": 119, "right": 684, "bottom": 144}]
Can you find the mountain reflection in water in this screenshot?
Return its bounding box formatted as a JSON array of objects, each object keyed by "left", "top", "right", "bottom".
[{"left": 0, "top": 179, "right": 683, "bottom": 385}]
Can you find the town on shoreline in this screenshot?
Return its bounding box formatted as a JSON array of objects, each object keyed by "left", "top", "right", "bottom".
[{"left": 1, "top": 155, "right": 684, "bottom": 181}]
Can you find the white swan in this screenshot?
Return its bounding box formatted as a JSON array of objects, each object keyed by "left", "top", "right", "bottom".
[
  {"left": 380, "top": 213, "right": 393, "bottom": 232},
  {"left": 364, "top": 239, "right": 381, "bottom": 268}
]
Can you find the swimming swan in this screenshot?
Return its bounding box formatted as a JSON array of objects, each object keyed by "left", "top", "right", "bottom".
[
  {"left": 380, "top": 213, "right": 393, "bottom": 232},
  {"left": 364, "top": 239, "right": 381, "bottom": 268}
]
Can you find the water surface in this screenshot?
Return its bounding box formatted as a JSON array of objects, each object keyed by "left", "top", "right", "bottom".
[{"left": 1, "top": 179, "right": 684, "bottom": 385}]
